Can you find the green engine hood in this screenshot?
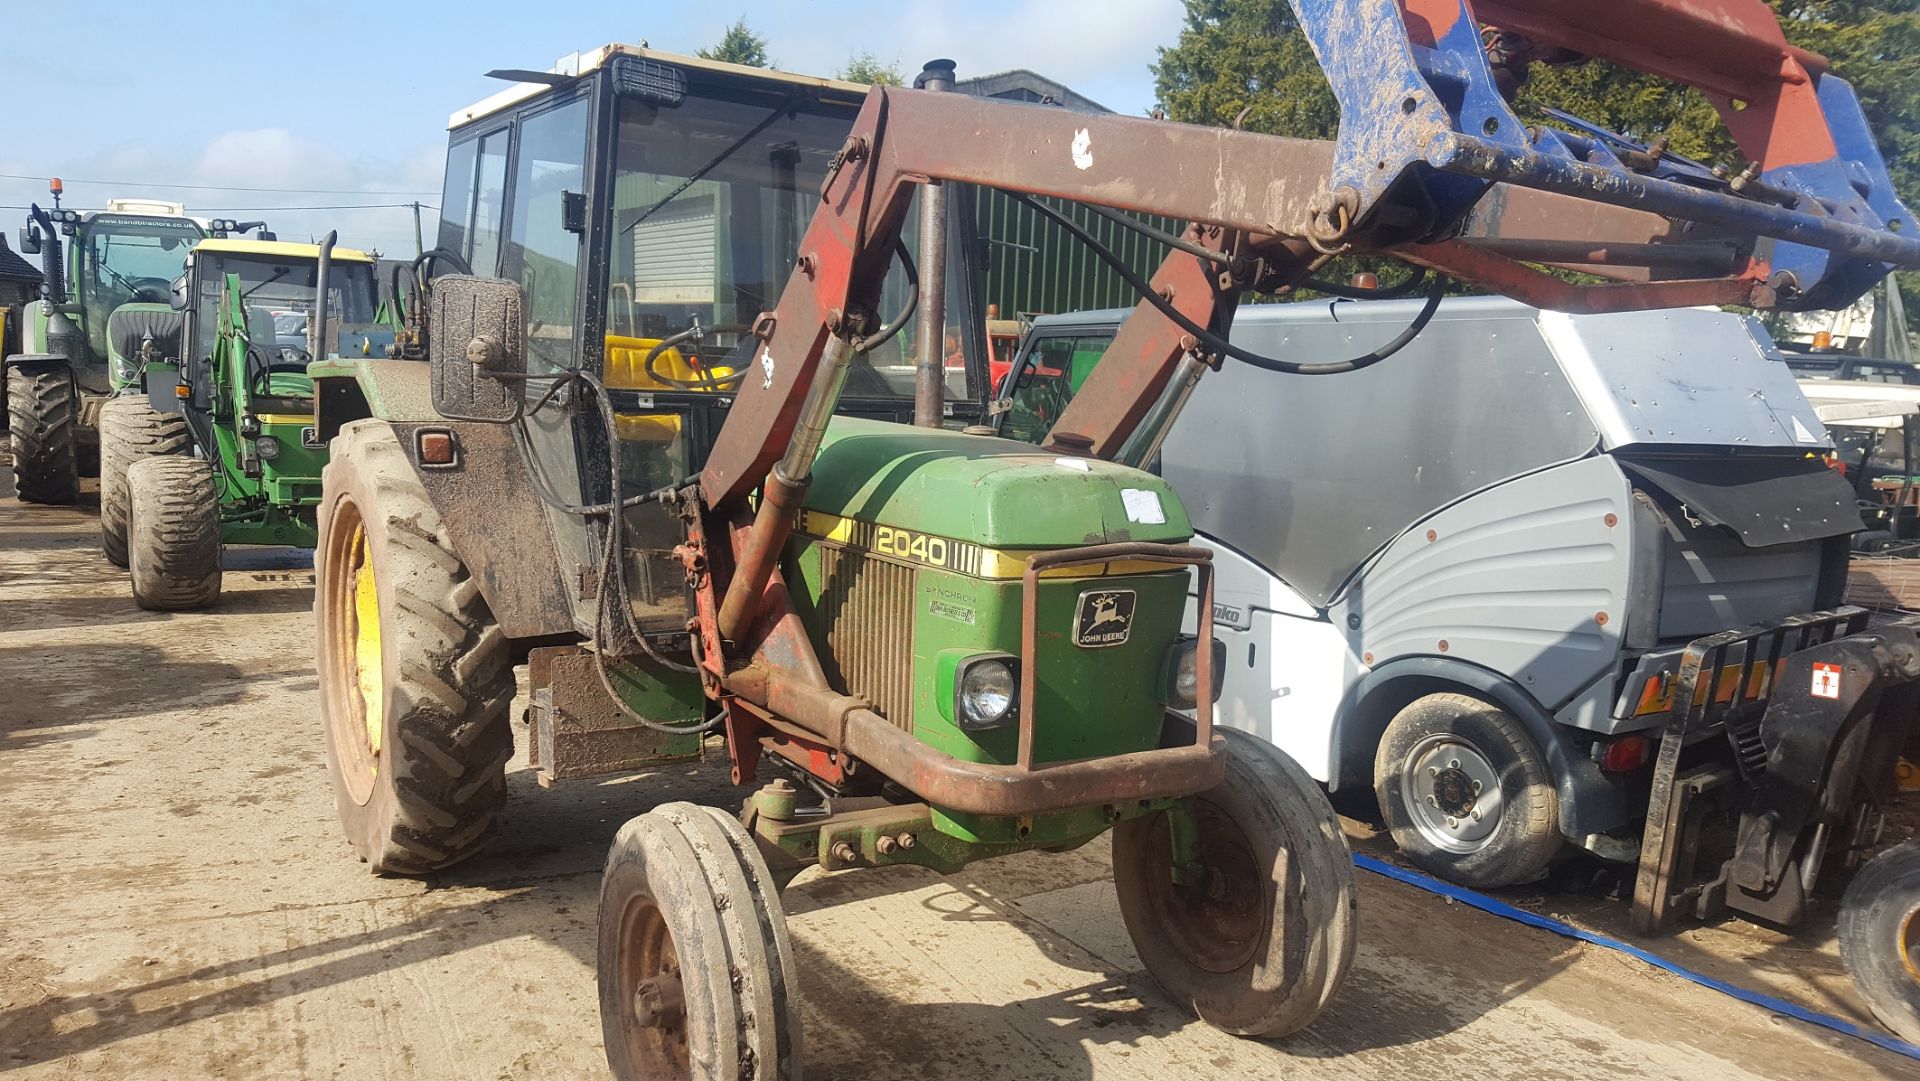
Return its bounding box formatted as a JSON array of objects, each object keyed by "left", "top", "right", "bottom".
[{"left": 805, "top": 417, "right": 1192, "bottom": 547}]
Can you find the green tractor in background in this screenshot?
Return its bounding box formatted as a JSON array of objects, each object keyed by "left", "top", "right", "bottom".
[
  {"left": 100, "top": 231, "right": 386, "bottom": 609},
  {"left": 7, "top": 184, "right": 207, "bottom": 503}
]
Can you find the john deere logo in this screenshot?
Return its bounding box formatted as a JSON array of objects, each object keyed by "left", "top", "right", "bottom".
[{"left": 1074, "top": 589, "right": 1136, "bottom": 648}]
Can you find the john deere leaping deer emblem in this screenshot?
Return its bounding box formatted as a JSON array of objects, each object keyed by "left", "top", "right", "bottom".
[{"left": 1074, "top": 589, "right": 1137, "bottom": 648}]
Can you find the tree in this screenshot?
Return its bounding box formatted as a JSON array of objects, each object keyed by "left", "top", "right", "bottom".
[
  {"left": 1152, "top": 0, "right": 1920, "bottom": 327},
  {"left": 698, "top": 18, "right": 772, "bottom": 68},
  {"left": 838, "top": 51, "right": 903, "bottom": 86}
]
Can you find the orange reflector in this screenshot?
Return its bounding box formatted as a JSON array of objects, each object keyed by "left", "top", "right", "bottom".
[
  {"left": 174, "top": 383, "right": 190, "bottom": 398},
  {"left": 418, "top": 430, "right": 456, "bottom": 465},
  {"left": 1601, "top": 734, "right": 1652, "bottom": 772},
  {"left": 1632, "top": 660, "right": 1779, "bottom": 717},
  {"left": 1813, "top": 330, "right": 1833, "bottom": 350}
]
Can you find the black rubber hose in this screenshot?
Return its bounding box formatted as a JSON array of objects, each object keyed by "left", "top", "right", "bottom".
[{"left": 1005, "top": 190, "right": 1447, "bottom": 376}]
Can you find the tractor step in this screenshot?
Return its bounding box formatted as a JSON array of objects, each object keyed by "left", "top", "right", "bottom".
[{"left": 524, "top": 646, "right": 703, "bottom": 784}]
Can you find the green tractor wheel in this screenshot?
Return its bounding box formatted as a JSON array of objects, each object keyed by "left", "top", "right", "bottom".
[
  {"left": 100, "top": 395, "right": 191, "bottom": 566},
  {"left": 1112, "top": 727, "right": 1357, "bottom": 1038},
  {"left": 5, "top": 359, "right": 80, "bottom": 505},
  {"left": 599, "top": 803, "right": 802, "bottom": 1081},
  {"left": 317, "top": 419, "right": 514, "bottom": 875},
  {"left": 127, "top": 456, "right": 223, "bottom": 610}
]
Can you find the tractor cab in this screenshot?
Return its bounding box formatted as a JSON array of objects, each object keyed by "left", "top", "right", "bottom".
[{"left": 19, "top": 197, "right": 205, "bottom": 396}]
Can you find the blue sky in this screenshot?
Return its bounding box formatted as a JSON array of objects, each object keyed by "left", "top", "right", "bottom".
[{"left": 0, "top": 0, "right": 1184, "bottom": 256}]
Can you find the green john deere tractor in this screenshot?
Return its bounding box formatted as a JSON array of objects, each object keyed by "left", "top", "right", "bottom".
[
  {"left": 7, "top": 189, "right": 204, "bottom": 504},
  {"left": 100, "top": 232, "right": 387, "bottom": 609}
]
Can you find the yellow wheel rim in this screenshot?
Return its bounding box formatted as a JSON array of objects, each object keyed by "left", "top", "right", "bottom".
[
  {"left": 351, "top": 526, "right": 384, "bottom": 768},
  {"left": 1902, "top": 903, "right": 1920, "bottom": 986}
]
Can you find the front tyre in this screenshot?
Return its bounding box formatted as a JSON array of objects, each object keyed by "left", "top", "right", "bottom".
[
  {"left": 5, "top": 360, "right": 79, "bottom": 505},
  {"left": 1374, "top": 692, "right": 1561, "bottom": 888},
  {"left": 1839, "top": 838, "right": 1920, "bottom": 1045},
  {"left": 100, "top": 395, "right": 191, "bottom": 566},
  {"left": 127, "top": 456, "right": 222, "bottom": 610},
  {"left": 599, "top": 803, "right": 802, "bottom": 1081},
  {"left": 1113, "top": 728, "right": 1357, "bottom": 1038},
  {"left": 317, "top": 419, "right": 514, "bottom": 874}
]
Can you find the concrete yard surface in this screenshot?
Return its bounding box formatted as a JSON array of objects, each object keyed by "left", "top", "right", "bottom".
[{"left": 1, "top": 473, "right": 1914, "bottom": 1080}]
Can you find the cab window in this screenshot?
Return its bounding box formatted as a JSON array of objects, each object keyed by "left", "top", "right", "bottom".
[{"left": 1000, "top": 331, "right": 1116, "bottom": 444}]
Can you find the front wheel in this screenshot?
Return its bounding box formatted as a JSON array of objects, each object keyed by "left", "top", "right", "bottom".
[
  {"left": 1839, "top": 838, "right": 1920, "bottom": 1045},
  {"left": 127, "top": 456, "right": 222, "bottom": 610},
  {"left": 1374, "top": 693, "right": 1561, "bottom": 888},
  {"left": 100, "top": 395, "right": 191, "bottom": 566},
  {"left": 599, "top": 803, "right": 802, "bottom": 1081},
  {"left": 5, "top": 360, "right": 80, "bottom": 505},
  {"left": 1113, "top": 728, "right": 1357, "bottom": 1038},
  {"left": 317, "top": 419, "right": 514, "bottom": 874}
]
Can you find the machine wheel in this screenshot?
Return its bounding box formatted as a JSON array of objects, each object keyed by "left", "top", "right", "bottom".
[
  {"left": 1113, "top": 728, "right": 1357, "bottom": 1037},
  {"left": 1839, "top": 838, "right": 1920, "bottom": 1045},
  {"left": 5, "top": 360, "right": 79, "bottom": 505},
  {"left": 317, "top": 419, "right": 513, "bottom": 874},
  {"left": 599, "top": 803, "right": 802, "bottom": 1081},
  {"left": 127, "top": 456, "right": 223, "bottom": 610},
  {"left": 1374, "top": 692, "right": 1561, "bottom": 888},
  {"left": 100, "top": 396, "right": 191, "bottom": 567}
]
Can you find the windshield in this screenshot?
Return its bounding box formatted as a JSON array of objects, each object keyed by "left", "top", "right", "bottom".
[
  {"left": 192, "top": 251, "right": 380, "bottom": 360},
  {"left": 604, "top": 91, "right": 951, "bottom": 402},
  {"left": 79, "top": 215, "right": 203, "bottom": 357},
  {"left": 1000, "top": 330, "right": 1118, "bottom": 444}
]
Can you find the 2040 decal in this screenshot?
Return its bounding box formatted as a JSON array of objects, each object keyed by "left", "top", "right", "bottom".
[{"left": 874, "top": 526, "right": 952, "bottom": 568}]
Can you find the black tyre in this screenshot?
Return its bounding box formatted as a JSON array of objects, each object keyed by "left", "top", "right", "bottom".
[
  {"left": 127, "top": 456, "right": 222, "bottom": 610},
  {"left": 317, "top": 419, "right": 513, "bottom": 874},
  {"left": 599, "top": 803, "right": 802, "bottom": 1081},
  {"left": 1839, "top": 838, "right": 1920, "bottom": 1045},
  {"left": 100, "top": 395, "right": 191, "bottom": 567},
  {"left": 1374, "top": 692, "right": 1561, "bottom": 888},
  {"left": 1113, "top": 728, "right": 1357, "bottom": 1038},
  {"left": 5, "top": 360, "right": 79, "bottom": 505}
]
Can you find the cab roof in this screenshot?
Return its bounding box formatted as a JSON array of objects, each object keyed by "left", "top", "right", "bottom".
[
  {"left": 451, "top": 43, "right": 871, "bottom": 130},
  {"left": 193, "top": 237, "right": 376, "bottom": 263}
]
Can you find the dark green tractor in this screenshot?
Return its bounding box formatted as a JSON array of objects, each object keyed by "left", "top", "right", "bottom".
[{"left": 7, "top": 189, "right": 204, "bottom": 504}]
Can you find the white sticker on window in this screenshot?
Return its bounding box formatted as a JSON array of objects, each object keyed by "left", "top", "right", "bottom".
[{"left": 1122, "top": 488, "right": 1167, "bottom": 524}]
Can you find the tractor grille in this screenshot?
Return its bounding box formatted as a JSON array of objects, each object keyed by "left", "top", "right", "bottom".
[{"left": 818, "top": 545, "right": 916, "bottom": 730}]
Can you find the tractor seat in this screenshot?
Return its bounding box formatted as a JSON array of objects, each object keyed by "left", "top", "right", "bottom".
[{"left": 107, "top": 304, "right": 186, "bottom": 368}]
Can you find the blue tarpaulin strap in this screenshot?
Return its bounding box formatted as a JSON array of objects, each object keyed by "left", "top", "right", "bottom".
[{"left": 1352, "top": 853, "right": 1920, "bottom": 1062}]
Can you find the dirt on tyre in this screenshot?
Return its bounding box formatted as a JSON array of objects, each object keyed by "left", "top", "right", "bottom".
[
  {"left": 599, "top": 803, "right": 802, "bottom": 1081},
  {"left": 127, "top": 456, "right": 222, "bottom": 610},
  {"left": 1839, "top": 837, "right": 1920, "bottom": 1045},
  {"left": 1374, "top": 692, "right": 1561, "bottom": 888},
  {"left": 1112, "top": 728, "right": 1357, "bottom": 1038},
  {"left": 5, "top": 360, "right": 80, "bottom": 505},
  {"left": 317, "top": 418, "right": 514, "bottom": 875},
  {"left": 100, "top": 395, "right": 191, "bottom": 566}
]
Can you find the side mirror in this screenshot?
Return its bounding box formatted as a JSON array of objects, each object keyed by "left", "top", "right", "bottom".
[
  {"left": 169, "top": 275, "right": 189, "bottom": 311},
  {"left": 18, "top": 225, "right": 40, "bottom": 255},
  {"left": 429, "top": 275, "right": 525, "bottom": 422}
]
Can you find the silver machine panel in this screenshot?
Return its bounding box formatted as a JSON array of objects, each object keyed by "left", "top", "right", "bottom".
[
  {"left": 1541, "top": 308, "right": 1832, "bottom": 453},
  {"left": 1160, "top": 297, "right": 1600, "bottom": 608}
]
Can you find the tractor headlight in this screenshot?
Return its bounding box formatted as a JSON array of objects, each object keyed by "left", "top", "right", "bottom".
[
  {"left": 955, "top": 654, "right": 1018, "bottom": 730},
  {"left": 1161, "top": 635, "right": 1225, "bottom": 709},
  {"left": 254, "top": 435, "right": 282, "bottom": 461}
]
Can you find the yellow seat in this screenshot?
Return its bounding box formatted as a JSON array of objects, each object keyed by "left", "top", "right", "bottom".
[{"left": 604, "top": 334, "right": 739, "bottom": 445}]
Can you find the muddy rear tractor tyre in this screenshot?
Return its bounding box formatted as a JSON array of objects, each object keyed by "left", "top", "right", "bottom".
[
  {"left": 127, "top": 456, "right": 223, "bottom": 610},
  {"left": 5, "top": 360, "right": 80, "bottom": 505},
  {"left": 599, "top": 803, "right": 802, "bottom": 1081},
  {"left": 1839, "top": 838, "right": 1920, "bottom": 1045},
  {"left": 100, "top": 395, "right": 192, "bottom": 567},
  {"left": 1374, "top": 692, "right": 1561, "bottom": 889},
  {"left": 318, "top": 419, "right": 514, "bottom": 875},
  {"left": 1113, "top": 728, "right": 1357, "bottom": 1038}
]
